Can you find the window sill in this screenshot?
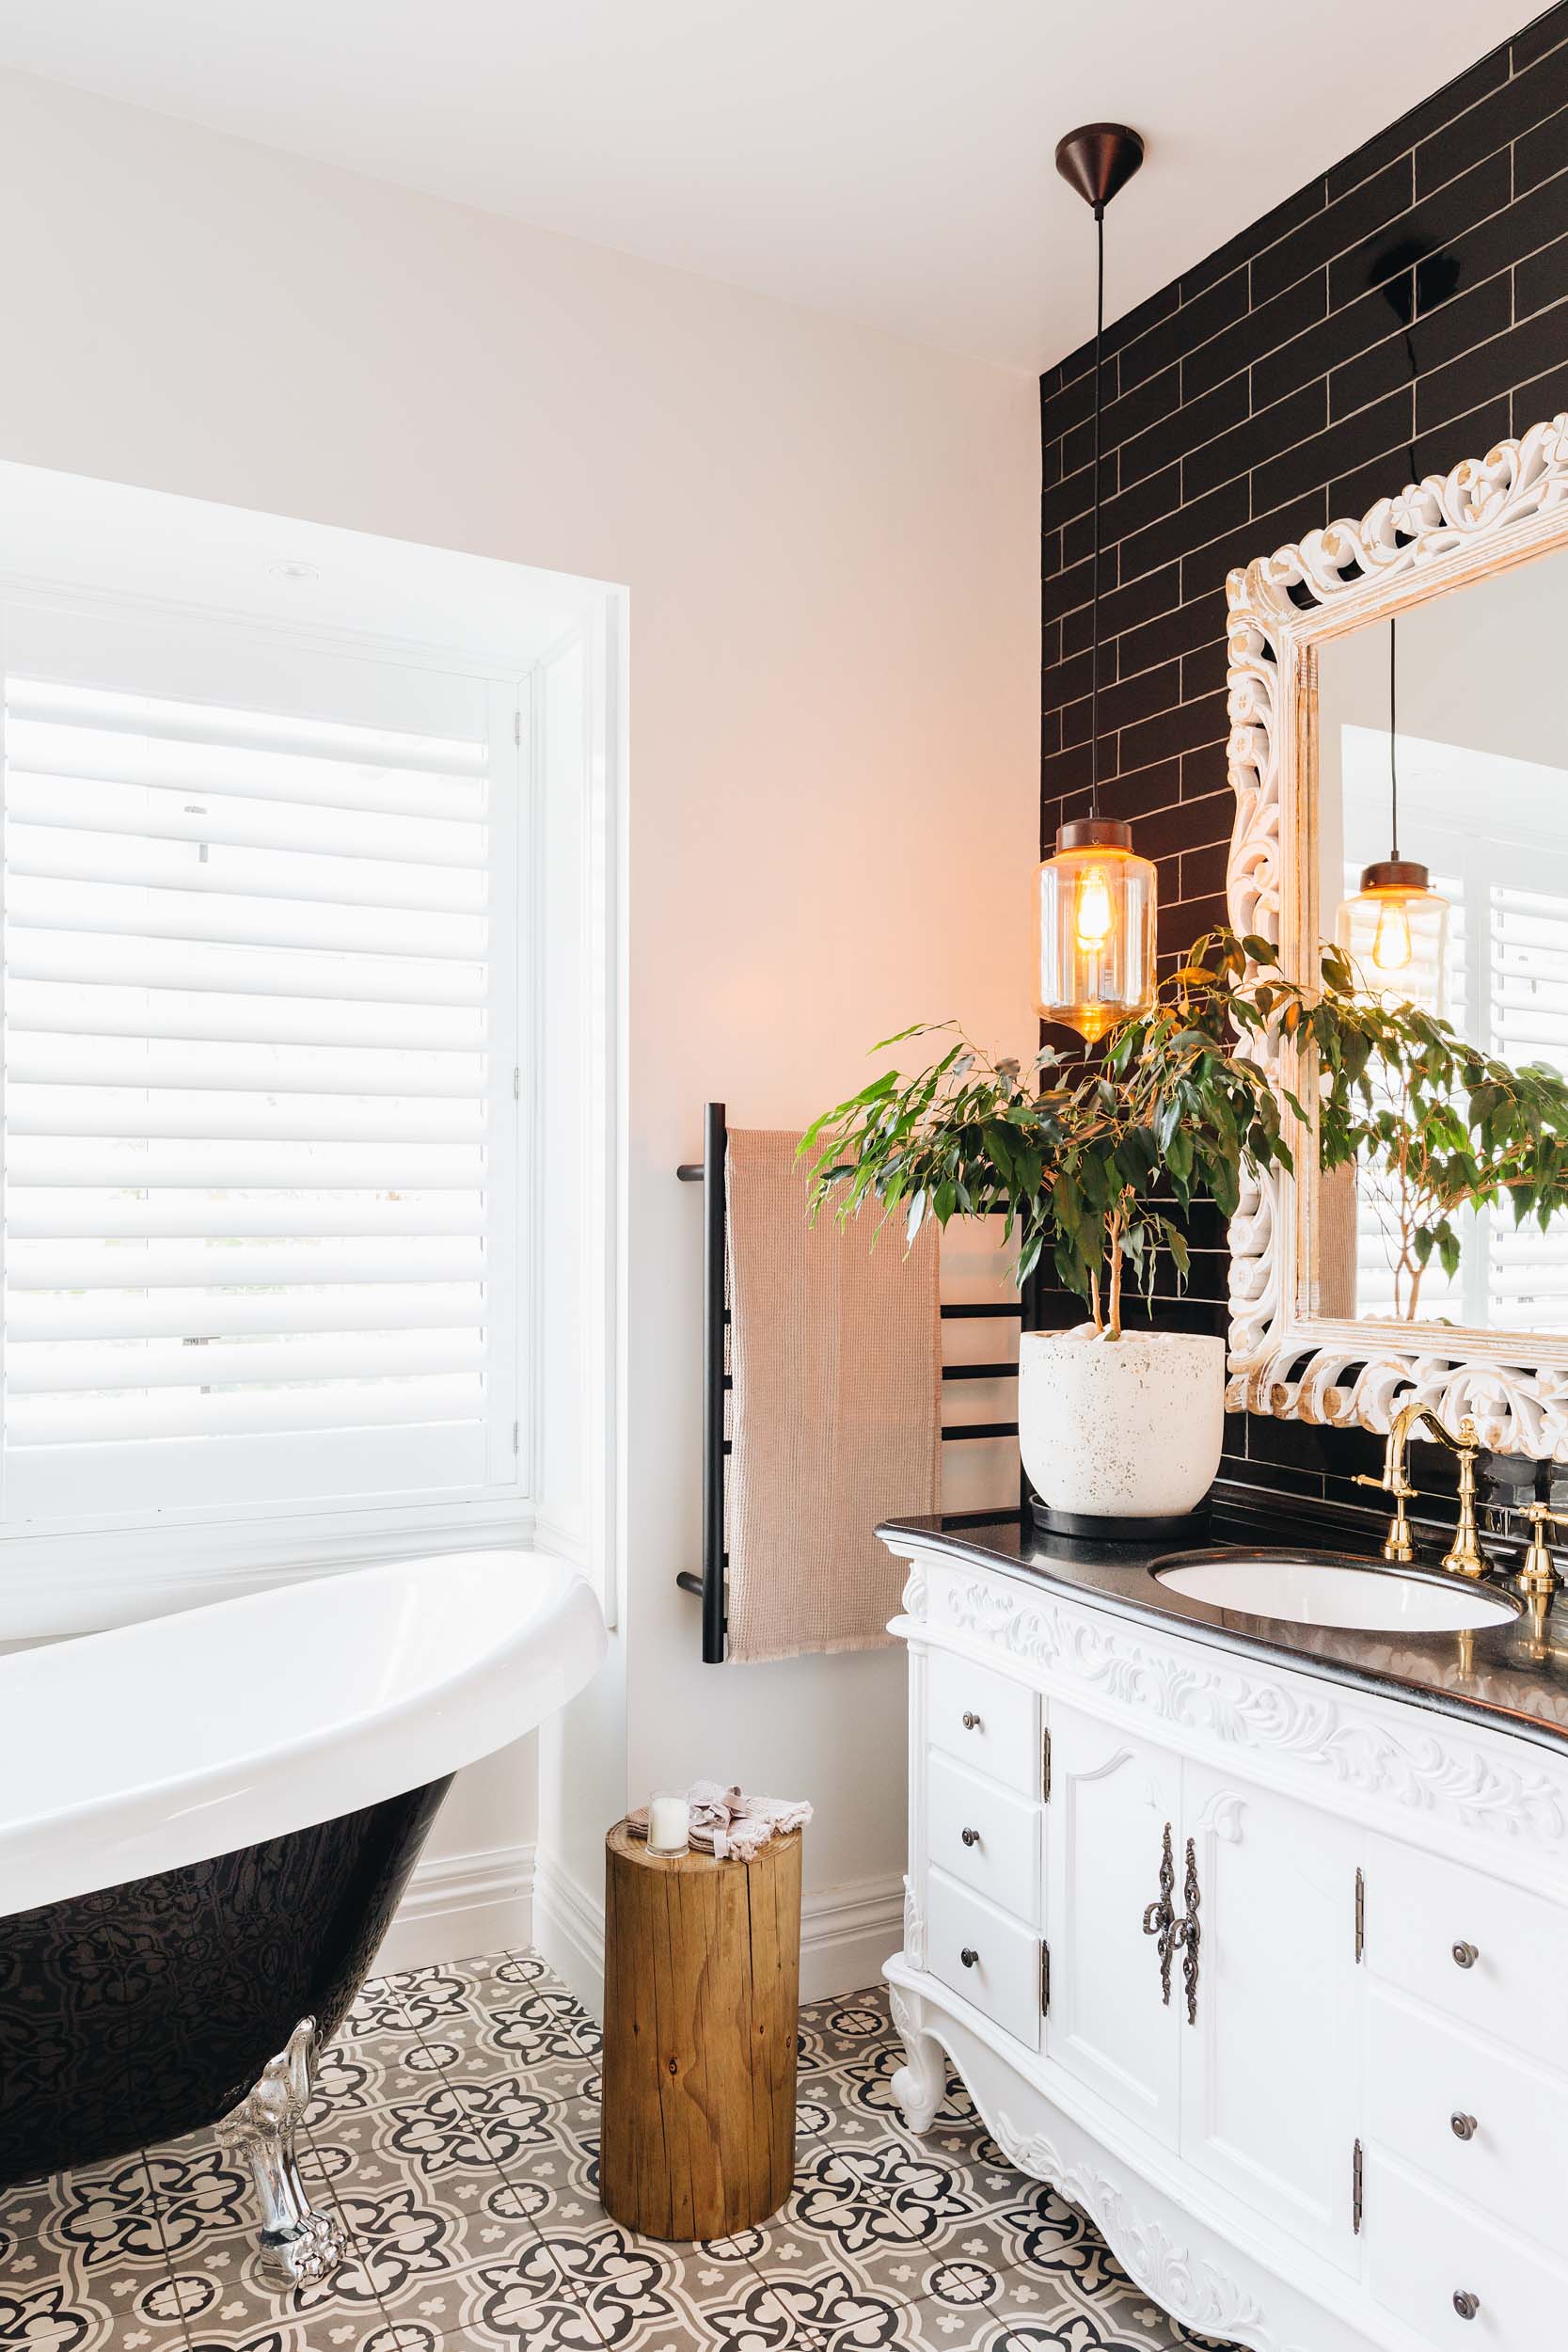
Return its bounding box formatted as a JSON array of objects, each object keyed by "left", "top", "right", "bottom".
[{"left": 0, "top": 1497, "right": 542, "bottom": 1644}]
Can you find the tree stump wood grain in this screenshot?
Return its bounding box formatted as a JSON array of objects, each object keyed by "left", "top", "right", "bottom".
[{"left": 599, "top": 1820, "right": 801, "bottom": 2240}]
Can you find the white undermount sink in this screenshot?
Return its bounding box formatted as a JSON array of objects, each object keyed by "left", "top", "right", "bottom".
[{"left": 1153, "top": 1551, "right": 1519, "bottom": 1632}]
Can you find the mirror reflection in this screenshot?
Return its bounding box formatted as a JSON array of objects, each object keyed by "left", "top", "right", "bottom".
[{"left": 1316, "top": 553, "right": 1568, "bottom": 1334}]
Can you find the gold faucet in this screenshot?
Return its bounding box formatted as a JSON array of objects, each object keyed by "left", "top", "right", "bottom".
[
  {"left": 1354, "top": 1402, "right": 1489, "bottom": 1579},
  {"left": 1517, "top": 1502, "right": 1567, "bottom": 1603}
]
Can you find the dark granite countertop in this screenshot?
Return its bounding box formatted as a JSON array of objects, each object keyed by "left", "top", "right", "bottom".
[{"left": 879, "top": 1510, "right": 1568, "bottom": 1762}]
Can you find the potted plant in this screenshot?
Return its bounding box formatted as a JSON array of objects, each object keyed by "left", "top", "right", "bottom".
[{"left": 800, "top": 930, "right": 1568, "bottom": 1529}]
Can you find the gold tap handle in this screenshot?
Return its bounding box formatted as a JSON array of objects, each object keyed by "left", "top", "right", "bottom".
[
  {"left": 1354, "top": 1473, "right": 1417, "bottom": 1497},
  {"left": 1518, "top": 1502, "right": 1566, "bottom": 1600}
]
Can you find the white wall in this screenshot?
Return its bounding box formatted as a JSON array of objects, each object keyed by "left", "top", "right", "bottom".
[{"left": 0, "top": 69, "right": 1039, "bottom": 1996}]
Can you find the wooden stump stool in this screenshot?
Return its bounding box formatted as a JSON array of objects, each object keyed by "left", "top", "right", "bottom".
[{"left": 600, "top": 1820, "right": 801, "bottom": 2241}]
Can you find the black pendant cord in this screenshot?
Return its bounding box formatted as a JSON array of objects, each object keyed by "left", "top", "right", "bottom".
[
  {"left": 1387, "top": 318, "right": 1420, "bottom": 865},
  {"left": 1088, "top": 202, "right": 1105, "bottom": 818}
]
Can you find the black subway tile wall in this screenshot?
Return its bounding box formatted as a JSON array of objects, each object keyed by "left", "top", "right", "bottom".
[{"left": 1037, "top": 4, "right": 1568, "bottom": 1534}]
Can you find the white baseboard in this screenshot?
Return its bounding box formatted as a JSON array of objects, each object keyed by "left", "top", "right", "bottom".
[
  {"left": 531, "top": 1844, "right": 609, "bottom": 2020},
  {"left": 525, "top": 1851, "right": 901, "bottom": 2022},
  {"left": 798, "top": 1871, "right": 904, "bottom": 2004},
  {"left": 373, "top": 1840, "right": 536, "bottom": 1977}
]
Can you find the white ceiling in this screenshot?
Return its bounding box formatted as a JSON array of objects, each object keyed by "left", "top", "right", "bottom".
[{"left": 0, "top": 0, "right": 1530, "bottom": 372}]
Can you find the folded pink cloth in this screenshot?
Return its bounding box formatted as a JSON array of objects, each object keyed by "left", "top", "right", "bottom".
[{"left": 625, "top": 1779, "right": 812, "bottom": 1861}]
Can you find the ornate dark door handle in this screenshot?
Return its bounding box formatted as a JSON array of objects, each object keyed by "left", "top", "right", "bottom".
[
  {"left": 1142, "top": 1821, "right": 1178, "bottom": 2005},
  {"left": 1179, "top": 1836, "right": 1201, "bottom": 2025}
]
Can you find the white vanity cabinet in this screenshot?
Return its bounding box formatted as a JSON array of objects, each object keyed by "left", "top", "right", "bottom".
[{"left": 884, "top": 1535, "right": 1568, "bottom": 2352}]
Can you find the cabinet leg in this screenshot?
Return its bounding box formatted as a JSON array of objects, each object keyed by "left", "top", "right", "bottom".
[{"left": 887, "top": 1983, "right": 944, "bottom": 2135}]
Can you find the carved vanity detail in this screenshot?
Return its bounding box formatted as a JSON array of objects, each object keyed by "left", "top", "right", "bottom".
[{"left": 881, "top": 1522, "right": 1568, "bottom": 2352}]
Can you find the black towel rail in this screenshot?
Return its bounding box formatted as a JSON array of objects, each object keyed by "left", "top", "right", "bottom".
[{"left": 675, "top": 1102, "right": 1022, "bottom": 1661}]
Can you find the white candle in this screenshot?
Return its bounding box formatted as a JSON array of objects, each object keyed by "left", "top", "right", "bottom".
[{"left": 647, "top": 1792, "right": 689, "bottom": 1855}]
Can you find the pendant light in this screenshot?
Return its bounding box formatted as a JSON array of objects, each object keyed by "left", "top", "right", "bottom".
[
  {"left": 1036, "top": 123, "right": 1157, "bottom": 1047},
  {"left": 1334, "top": 617, "right": 1449, "bottom": 1009}
]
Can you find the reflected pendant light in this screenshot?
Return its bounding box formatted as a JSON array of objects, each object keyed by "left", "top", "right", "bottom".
[
  {"left": 1335, "top": 618, "right": 1449, "bottom": 1009},
  {"left": 1036, "top": 123, "right": 1157, "bottom": 1047}
]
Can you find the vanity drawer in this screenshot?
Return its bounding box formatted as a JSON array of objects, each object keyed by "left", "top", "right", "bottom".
[
  {"left": 927, "top": 1748, "right": 1042, "bottom": 1923},
  {"left": 1365, "top": 2149, "right": 1568, "bottom": 2345},
  {"left": 927, "top": 1648, "right": 1041, "bottom": 1799},
  {"left": 1366, "top": 1988, "right": 1568, "bottom": 2253},
  {"left": 1364, "top": 1837, "right": 1568, "bottom": 2062},
  {"left": 927, "top": 1866, "right": 1042, "bottom": 2051}
]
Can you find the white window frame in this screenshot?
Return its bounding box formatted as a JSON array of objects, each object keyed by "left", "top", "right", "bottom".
[{"left": 0, "top": 575, "right": 626, "bottom": 1639}]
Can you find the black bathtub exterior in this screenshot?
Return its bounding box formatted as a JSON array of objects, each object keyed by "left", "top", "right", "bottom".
[{"left": 0, "top": 1775, "right": 451, "bottom": 2188}]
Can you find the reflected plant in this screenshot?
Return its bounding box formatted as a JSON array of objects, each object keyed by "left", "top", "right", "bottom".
[{"left": 1314, "top": 967, "right": 1568, "bottom": 1320}]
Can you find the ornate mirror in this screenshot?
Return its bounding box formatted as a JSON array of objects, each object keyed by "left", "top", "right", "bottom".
[{"left": 1226, "top": 412, "right": 1568, "bottom": 1454}]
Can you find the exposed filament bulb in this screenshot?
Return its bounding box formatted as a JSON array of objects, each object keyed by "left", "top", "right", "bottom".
[
  {"left": 1370, "top": 897, "right": 1414, "bottom": 976},
  {"left": 1074, "top": 866, "right": 1114, "bottom": 950}
]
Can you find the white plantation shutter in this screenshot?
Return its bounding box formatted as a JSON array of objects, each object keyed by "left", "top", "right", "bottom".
[
  {"left": 0, "top": 628, "right": 523, "bottom": 1526},
  {"left": 1487, "top": 882, "right": 1568, "bottom": 1331},
  {"left": 1347, "top": 862, "right": 1568, "bottom": 1331}
]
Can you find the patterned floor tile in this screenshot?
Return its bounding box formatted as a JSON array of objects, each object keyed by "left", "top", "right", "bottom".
[
  {"left": 316, "top": 2079, "right": 568, "bottom": 2200},
  {"left": 307, "top": 2025, "right": 455, "bottom": 2127},
  {"left": 385, "top": 2315, "right": 600, "bottom": 2352},
  {"left": 413, "top": 1986, "right": 601, "bottom": 2106},
  {"left": 182, "top": 2325, "right": 410, "bottom": 2352},
  {"left": 796, "top": 1990, "right": 894, "bottom": 2076},
  {"left": 5, "top": 1953, "right": 1237, "bottom": 2352},
  {"left": 342, "top": 1974, "right": 422, "bottom": 2041},
  {"left": 740, "top": 2142, "right": 933, "bottom": 2313},
  {"left": 0, "top": 2240, "right": 191, "bottom": 2352},
  {"left": 144, "top": 2128, "right": 391, "bottom": 2341},
  {"left": 527, "top": 2217, "right": 777, "bottom": 2351}
]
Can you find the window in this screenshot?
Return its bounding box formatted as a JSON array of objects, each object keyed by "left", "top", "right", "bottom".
[{"left": 0, "top": 603, "right": 526, "bottom": 1536}]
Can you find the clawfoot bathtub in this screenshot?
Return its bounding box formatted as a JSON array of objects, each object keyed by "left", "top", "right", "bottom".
[{"left": 0, "top": 1549, "right": 605, "bottom": 2281}]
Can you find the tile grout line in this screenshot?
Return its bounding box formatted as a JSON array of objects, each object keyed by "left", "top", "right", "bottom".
[{"left": 384, "top": 1954, "right": 619, "bottom": 2350}]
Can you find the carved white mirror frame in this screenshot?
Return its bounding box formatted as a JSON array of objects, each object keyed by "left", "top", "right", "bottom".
[{"left": 1225, "top": 411, "right": 1568, "bottom": 1457}]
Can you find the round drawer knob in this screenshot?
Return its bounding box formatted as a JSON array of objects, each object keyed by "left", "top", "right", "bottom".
[
  {"left": 960, "top": 1826, "right": 981, "bottom": 1847},
  {"left": 1450, "top": 2111, "right": 1478, "bottom": 2142},
  {"left": 1452, "top": 1941, "right": 1479, "bottom": 1969},
  {"left": 1452, "top": 2291, "right": 1480, "bottom": 2321},
  {"left": 959, "top": 1946, "right": 979, "bottom": 1969},
  {"left": 961, "top": 1711, "right": 982, "bottom": 1731}
]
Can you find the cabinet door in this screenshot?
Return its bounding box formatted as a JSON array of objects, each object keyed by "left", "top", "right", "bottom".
[
  {"left": 1047, "top": 1700, "right": 1182, "bottom": 2147},
  {"left": 1178, "top": 1763, "right": 1360, "bottom": 2267}
]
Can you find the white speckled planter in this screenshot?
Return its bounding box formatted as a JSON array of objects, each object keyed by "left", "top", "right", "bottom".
[{"left": 1019, "top": 1329, "right": 1226, "bottom": 1520}]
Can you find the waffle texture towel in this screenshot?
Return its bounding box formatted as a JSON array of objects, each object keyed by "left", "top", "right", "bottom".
[
  {"left": 724, "top": 1126, "right": 942, "bottom": 1663},
  {"left": 626, "top": 1782, "right": 813, "bottom": 1860}
]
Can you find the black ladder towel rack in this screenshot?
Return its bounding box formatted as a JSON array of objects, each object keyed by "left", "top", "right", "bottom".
[{"left": 675, "top": 1101, "right": 1022, "bottom": 1662}]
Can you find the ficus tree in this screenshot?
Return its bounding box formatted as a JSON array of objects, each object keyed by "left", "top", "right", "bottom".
[{"left": 800, "top": 930, "right": 1568, "bottom": 1335}]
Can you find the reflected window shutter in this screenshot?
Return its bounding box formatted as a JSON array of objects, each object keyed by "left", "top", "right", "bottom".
[
  {"left": 1489, "top": 883, "right": 1568, "bottom": 1330},
  {"left": 1, "top": 672, "right": 517, "bottom": 1522}
]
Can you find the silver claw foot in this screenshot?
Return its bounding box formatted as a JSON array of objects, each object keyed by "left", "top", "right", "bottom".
[
  {"left": 887, "top": 1983, "right": 944, "bottom": 2135},
  {"left": 216, "top": 2015, "right": 348, "bottom": 2287}
]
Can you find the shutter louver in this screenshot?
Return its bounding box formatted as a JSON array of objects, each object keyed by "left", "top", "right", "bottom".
[
  {"left": 2, "top": 673, "right": 517, "bottom": 1521},
  {"left": 1346, "top": 861, "right": 1568, "bottom": 1332},
  {"left": 1488, "top": 883, "right": 1568, "bottom": 1332}
]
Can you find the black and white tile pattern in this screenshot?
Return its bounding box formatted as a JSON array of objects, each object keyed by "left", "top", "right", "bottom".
[{"left": 0, "top": 1953, "right": 1236, "bottom": 2351}]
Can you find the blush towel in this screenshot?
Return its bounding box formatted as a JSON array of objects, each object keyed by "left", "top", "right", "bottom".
[
  {"left": 723, "top": 1126, "right": 942, "bottom": 1664},
  {"left": 625, "top": 1782, "right": 813, "bottom": 1861}
]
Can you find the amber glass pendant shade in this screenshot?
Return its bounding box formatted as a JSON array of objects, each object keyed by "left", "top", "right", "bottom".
[
  {"left": 1036, "top": 817, "right": 1158, "bottom": 1044},
  {"left": 1335, "top": 856, "right": 1449, "bottom": 1011}
]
